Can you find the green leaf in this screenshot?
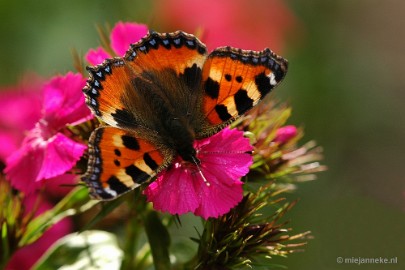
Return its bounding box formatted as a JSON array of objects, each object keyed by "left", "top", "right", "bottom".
[
  {"left": 144, "top": 211, "right": 171, "bottom": 270},
  {"left": 32, "top": 230, "right": 123, "bottom": 270},
  {"left": 80, "top": 195, "right": 127, "bottom": 232},
  {"left": 19, "top": 186, "right": 94, "bottom": 246}
]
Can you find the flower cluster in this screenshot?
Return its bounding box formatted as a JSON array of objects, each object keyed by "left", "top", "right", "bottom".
[{"left": 4, "top": 72, "right": 92, "bottom": 194}]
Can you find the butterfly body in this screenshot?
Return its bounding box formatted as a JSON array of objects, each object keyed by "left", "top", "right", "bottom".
[
  {"left": 115, "top": 64, "right": 203, "bottom": 163},
  {"left": 83, "top": 31, "right": 288, "bottom": 200}
]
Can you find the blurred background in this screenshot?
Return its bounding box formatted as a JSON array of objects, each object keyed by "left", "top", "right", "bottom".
[{"left": 1, "top": 0, "right": 404, "bottom": 269}]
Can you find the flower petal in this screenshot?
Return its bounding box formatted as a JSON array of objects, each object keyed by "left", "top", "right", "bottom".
[
  {"left": 5, "top": 142, "right": 44, "bottom": 194},
  {"left": 0, "top": 76, "right": 43, "bottom": 160},
  {"left": 36, "top": 133, "right": 87, "bottom": 180},
  {"left": 43, "top": 174, "right": 78, "bottom": 198},
  {"left": 43, "top": 72, "right": 93, "bottom": 129},
  {"left": 5, "top": 132, "right": 86, "bottom": 194},
  {"left": 85, "top": 47, "right": 111, "bottom": 65},
  {"left": 193, "top": 177, "right": 244, "bottom": 219},
  {"left": 153, "top": 0, "right": 298, "bottom": 52},
  {"left": 0, "top": 132, "right": 22, "bottom": 162},
  {"left": 110, "top": 22, "right": 148, "bottom": 56},
  {"left": 274, "top": 125, "right": 297, "bottom": 144},
  {"left": 198, "top": 128, "right": 253, "bottom": 184},
  {"left": 144, "top": 163, "right": 200, "bottom": 215}
]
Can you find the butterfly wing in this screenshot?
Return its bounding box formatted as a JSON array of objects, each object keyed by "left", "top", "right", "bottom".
[
  {"left": 197, "top": 47, "right": 288, "bottom": 137},
  {"left": 83, "top": 31, "right": 208, "bottom": 132},
  {"left": 82, "top": 126, "right": 174, "bottom": 200}
]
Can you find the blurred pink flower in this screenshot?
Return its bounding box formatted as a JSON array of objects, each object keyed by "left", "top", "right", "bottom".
[
  {"left": 85, "top": 22, "right": 148, "bottom": 65},
  {"left": 6, "top": 194, "right": 72, "bottom": 270},
  {"left": 274, "top": 125, "right": 297, "bottom": 144},
  {"left": 0, "top": 75, "right": 43, "bottom": 161},
  {"left": 144, "top": 128, "right": 253, "bottom": 219},
  {"left": 5, "top": 72, "right": 92, "bottom": 194},
  {"left": 153, "top": 0, "right": 299, "bottom": 52}
]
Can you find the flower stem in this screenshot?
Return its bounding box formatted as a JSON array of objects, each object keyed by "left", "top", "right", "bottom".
[
  {"left": 120, "top": 190, "right": 146, "bottom": 270},
  {"left": 0, "top": 223, "right": 10, "bottom": 270},
  {"left": 143, "top": 211, "right": 171, "bottom": 270}
]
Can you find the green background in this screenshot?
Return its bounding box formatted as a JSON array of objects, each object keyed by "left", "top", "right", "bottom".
[{"left": 1, "top": 1, "right": 404, "bottom": 269}]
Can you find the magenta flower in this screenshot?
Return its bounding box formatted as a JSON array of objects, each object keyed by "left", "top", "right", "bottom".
[
  {"left": 153, "top": 0, "right": 298, "bottom": 52},
  {"left": 0, "top": 75, "right": 43, "bottom": 162},
  {"left": 85, "top": 22, "right": 148, "bottom": 65},
  {"left": 5, "top": 72, "right": 93, "bottom": 194},
  {"left": 85, "top": 47, "right": 111, "bottom": 66},
  {"left": 274, "top": 125, "right": 297, "bottom": 144},
  {"left": 144, "top": 128, "right": 253, "bottom": 219}
]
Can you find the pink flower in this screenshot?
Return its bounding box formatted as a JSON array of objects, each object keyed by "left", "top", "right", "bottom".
[
  {"left": 153, "top": 0, "right": 299, "bottom": 52},
  {"left": 5, "top": 72, "right": 93, "bottom": 194},
  {"left": 6, "top": 194, "right": 72, "bottom": 270},
  {"left": 85, "top": 22, "right": 148, "bottom": 65},
  {"left": 144, "top": 128, "right": 253, "bottom": 219},
  {"left": 274, "top": 125, "right": 297, "bottom": 144},
  {"left": 0, "top": 75, "right": 43, "bottom": 161}
]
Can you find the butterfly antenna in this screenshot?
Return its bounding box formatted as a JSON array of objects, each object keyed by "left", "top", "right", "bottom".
[{"left": 191, "top": 155, "right": 211, "bottom": 187}]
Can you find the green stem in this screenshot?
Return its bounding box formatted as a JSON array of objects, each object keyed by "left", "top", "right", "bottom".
[
  {"left": 120, "top": 190, "right": 146, "bottom": 270},
  {"left": 143, "top": 211, "right": 171, "bottom": 270},
  {"left": 121, "top": 213, "right": 142, "bottom": 270},
  {"left": 0, "top": 223, "right": 10, "bottom": 270}
]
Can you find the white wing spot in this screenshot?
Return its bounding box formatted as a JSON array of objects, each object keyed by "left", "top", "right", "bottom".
[
  {"left": 268, "top": 72, "right": 277, "bottom": 86},
  {"left": 104, "top": 187, "right": 118, "bottom": 197}
]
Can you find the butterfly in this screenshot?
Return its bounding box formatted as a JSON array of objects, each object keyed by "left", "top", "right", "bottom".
[{"left": 82, "top": 31, "right": 288, "bottom": 200}]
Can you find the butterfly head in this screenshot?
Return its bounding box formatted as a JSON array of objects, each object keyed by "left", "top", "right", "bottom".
[{"left": 176, "top": 144, "right": 200, "bottom": 165}]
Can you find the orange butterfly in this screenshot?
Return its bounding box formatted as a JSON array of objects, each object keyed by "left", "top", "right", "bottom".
[{"left": 82, "top": 31, "right": 288, "bottom": 200}]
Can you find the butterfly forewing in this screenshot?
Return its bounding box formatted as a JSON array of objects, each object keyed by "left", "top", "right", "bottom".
[
  {"left": 83, "top": 126, "right": 173, "bottom": 200},
  {"left": 198, "top": 47, "right": 288, "bottom": 137},
  {"left": 125, "top": 31, "right": 207, "bottom": 77},
  {"left": 84, "top": 59, "right": 143, "bottom": 129},
  {"left": 83, "top": 31, "right": 209, "bottom": 132}
]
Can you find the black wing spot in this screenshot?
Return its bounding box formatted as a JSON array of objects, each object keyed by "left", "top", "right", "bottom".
[
  {"left": 234, "top": 89, "right": 254, "bottom": 115},
  {"left": 180, "top": 63, "right": 202, "bottom": 90},
  {"left": 111, "top": 109, "right": 138, "bottom": 128},
  {"left": 107, "top": 176, "right": 130, "bottom": 194},
  {"left": 114, "top": 159, "right": 121, "bottom": 167},
  {"left": 125, "top": 165, "right": 150, "bottom": 184},
  {"left": 204, "top": 77, "right": 220, "bottom": 99},
  {"left": 254, "top": 72, "right": 273, "bottom": 97},
  {"left": 122, "top": 136, "right": 140, "bottom": 151},
  {"left": 143, "top": 153, "right": 159, "bottom": 170},
  {"left": 215, "top": 104, "right": 232, "bottom": 121},
  {"left": 273, "top": 63, "right": 285, "bottom": 82}
]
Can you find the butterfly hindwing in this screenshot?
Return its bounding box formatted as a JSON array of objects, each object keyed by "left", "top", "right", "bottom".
[
  {"left": 83, "top": 126, "right": 173, "bottom": 200},
  {"left": 198, "top": 47, "right": 288, "bottom": 137}
]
